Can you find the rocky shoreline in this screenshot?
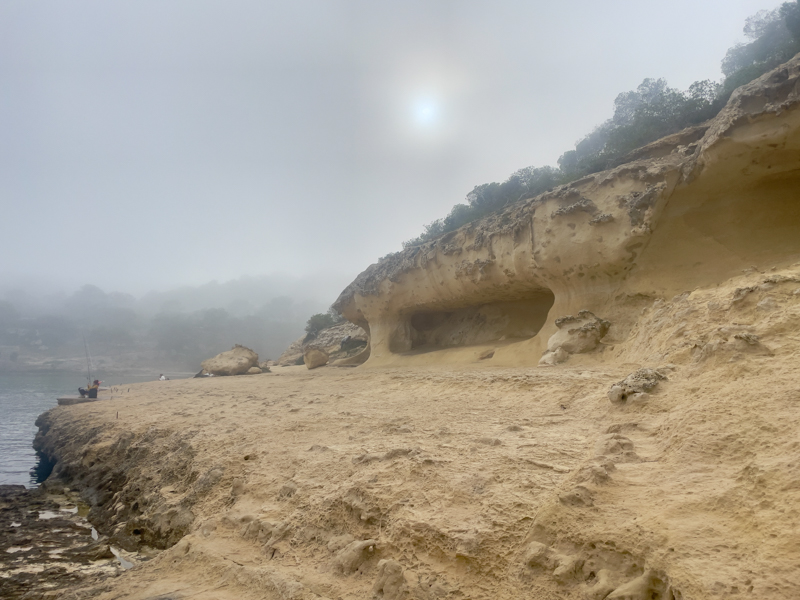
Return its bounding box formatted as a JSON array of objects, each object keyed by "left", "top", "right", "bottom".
[{"left": 0, "top": 485, "right": 126, "bottom": 599}]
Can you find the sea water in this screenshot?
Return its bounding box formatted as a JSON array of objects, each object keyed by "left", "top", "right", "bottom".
[{"left": 0, "top": 371, "right": 184, "bottom": 487}]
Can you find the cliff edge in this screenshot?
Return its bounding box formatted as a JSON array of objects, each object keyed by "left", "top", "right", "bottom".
[{"left": 334, "top": 54, "right": 800, "bottom": 368}]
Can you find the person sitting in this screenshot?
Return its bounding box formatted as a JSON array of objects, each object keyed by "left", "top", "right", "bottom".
[{"left": 78, "top": 380, "right": 100, "bottom": 399}]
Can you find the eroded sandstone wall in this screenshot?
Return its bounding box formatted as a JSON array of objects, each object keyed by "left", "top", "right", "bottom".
[{"left": 334, "top": 54, "right": 800, "bottom": 367}]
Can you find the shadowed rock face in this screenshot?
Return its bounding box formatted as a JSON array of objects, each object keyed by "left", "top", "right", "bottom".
[{"left": 334, "top": 54, "right": 800, "bottom": 367}]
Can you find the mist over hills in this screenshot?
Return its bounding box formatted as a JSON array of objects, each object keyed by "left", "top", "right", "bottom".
[{"left": 0, "top": 274, "right": 340, "bottom": 373}]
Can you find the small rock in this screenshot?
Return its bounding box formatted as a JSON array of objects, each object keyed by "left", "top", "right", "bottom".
[
  {"left": 538, "top": 346, "right": 569, "bottom": 366},
  {"left": 558, "top": 485, "right": 594, "bottom": 506},
  {"left": 231, "top": 478, "right": 246, "bottom": 497},
  {"left": 304, "top": 347, "right": 329, "bottom": 370},
  {"left": 524, "top": 542, "right": 554, "bottom": 569},
  {"left": 278, "top": 482, "right": 297, "bottom": 498},
  {"left": 327, "top": 533, "right": 355, "bottom": 553},
  {"left": 594, "top": 434, "right": 638, "bottom": 462},
  {"left": 333, "top": 539, "right": 378, "bottom": 573},
  {"left": 608, "top": 368, "right": 665, "bottom": 403},
  {"left": 372, "top": 559, "right": 406, "bottom": 600},
  {"left": 540, "top": 311, "right": 610, "bottom": 366},
  {"left": 734, "top": 332, "right": 760, "bottom": 345},
  {"left": 552, "top": 554, "right": 584, "bottom": 583},
  {"left": 476, "top": 437, "right": 502, "bottom": 446}
]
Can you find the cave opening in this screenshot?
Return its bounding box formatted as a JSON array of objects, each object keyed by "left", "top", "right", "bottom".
[{"left": 408, "top": 289, "right": 555, "bottom": 350}]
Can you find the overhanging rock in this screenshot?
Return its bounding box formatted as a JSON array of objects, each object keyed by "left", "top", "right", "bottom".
[{"left": 334, "top": 55, "right": 800, "bottom": 367}]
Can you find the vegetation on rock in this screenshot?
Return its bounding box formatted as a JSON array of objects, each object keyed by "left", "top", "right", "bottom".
[
  {"left": 304, "top": 308, "right": 345, "bottom": 336},
  {"left": 403, "top": 1, "right": 800, "bottom": 248}
]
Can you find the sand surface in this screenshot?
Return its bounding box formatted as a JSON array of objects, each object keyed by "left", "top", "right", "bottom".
[{"left": 37, "top": 265, "right": 800, "bottom": 599}]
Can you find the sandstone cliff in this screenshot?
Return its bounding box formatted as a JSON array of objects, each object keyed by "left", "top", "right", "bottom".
[
  {"left": 333, "top": 54, "right": 800, "bottom": 368},
  {"left": 26, "top": 56, "right": 800, "bottom": 600}
]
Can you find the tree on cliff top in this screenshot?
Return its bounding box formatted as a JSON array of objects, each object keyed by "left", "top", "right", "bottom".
[{"left": 404, "top": 1, "right": 800, "bottom": 249}]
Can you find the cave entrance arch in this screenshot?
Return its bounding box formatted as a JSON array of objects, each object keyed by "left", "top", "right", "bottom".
[{"left": 407, "top": 288, "right": 555, "bottom": 351}]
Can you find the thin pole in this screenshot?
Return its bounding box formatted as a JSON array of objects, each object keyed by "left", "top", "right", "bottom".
[{"left": 83, "top": 335, "right": 92, "bottom": 384}]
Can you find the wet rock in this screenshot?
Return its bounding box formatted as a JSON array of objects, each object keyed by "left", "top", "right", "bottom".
[{"left": 0, "top": 486, "right": 122, "bottom": 600}]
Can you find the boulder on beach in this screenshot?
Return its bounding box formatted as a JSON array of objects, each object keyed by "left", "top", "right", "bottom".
[
  {"left": 303, "top": 347, "right": 329, "bottom": 369},
  {"left": 201, "top": 345, "right": 259, "bottom": 376}
]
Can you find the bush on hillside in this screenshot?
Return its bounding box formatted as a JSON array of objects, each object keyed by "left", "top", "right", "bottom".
[
  {"left": 305, "top": 309, "right": 344, "bottom": 336},
  {"left": 404, "top": 1, "right": 800, "bottom": 248}
]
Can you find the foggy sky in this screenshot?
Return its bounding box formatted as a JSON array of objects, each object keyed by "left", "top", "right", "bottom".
[{"left": 0, "top": 0, "right": 783, "bottom": 299}]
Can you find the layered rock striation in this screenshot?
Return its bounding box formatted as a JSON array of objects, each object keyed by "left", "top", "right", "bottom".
[{"left": 334, "top": 55, "right": 800, "bottom": 366}]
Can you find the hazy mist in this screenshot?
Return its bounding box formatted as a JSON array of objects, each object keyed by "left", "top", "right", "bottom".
[{"left": 1, "top": 0, "right": 783, "bottom": 302}]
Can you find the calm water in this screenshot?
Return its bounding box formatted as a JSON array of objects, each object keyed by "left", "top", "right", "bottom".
[{"left": 0, "top": 371, "right": 187, "bottom": 487}]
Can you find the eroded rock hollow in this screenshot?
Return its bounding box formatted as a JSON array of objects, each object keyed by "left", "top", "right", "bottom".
[{"left": 334, "top": 55, "right": 800, "bottom": 367}]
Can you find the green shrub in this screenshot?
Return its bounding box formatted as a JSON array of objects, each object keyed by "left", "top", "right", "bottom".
[
  {"left": 305, "top": 313, "right": 337, "bottom": 335},
  {"left": 403, "top": 2, "right": 800, "bottom": 248}
]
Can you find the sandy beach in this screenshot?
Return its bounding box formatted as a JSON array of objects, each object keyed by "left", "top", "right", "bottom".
[{"left": 33, "top": 282, "right": 800, "bottom": 599}]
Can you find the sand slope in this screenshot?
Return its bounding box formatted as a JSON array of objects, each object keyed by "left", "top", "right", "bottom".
[{"left": 33, "top": 264, "right": 800, "bottom": 599}]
